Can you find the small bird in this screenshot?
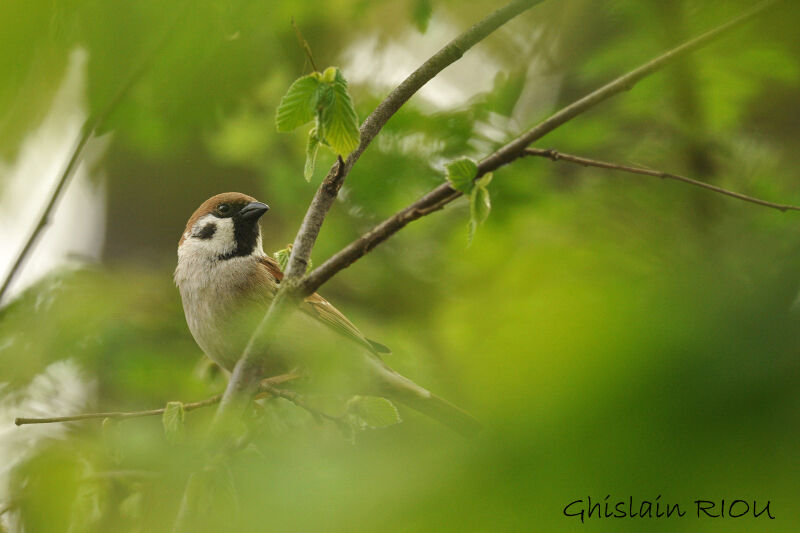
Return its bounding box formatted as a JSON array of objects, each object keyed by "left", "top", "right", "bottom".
[{"left": 174, "top": 192, "right": 480, "bottom": 436}]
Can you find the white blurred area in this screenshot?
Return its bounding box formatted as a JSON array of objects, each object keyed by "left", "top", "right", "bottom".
[
  {"left": 341, "top": 12, "right": 562, "bottom": 149},
  {"left": 0, "top": 48, "right": 107, "bottom": 307},
  {"left": 0, "top": 361, "right": 95, "bottom": 530},
  {"left": 0, "top": 48, "right": 102, "bottom": 530}
]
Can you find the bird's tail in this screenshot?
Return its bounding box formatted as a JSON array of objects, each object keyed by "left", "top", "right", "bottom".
[{"left": 378, "top": 369, "right": 482, "bottom": 437}]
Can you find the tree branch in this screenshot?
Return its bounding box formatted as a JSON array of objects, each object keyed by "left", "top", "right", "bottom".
[
  {"left": 213, "top": 0, "right": 546, "bottom": 423},
  {"left": 0, "top": 0, "right": 190, "bottom": 306},
  {"left": 523, "top": 148, "right": 800, "bottom": 212},
  {"left": 260, "top": 384, "right": 346, "bottom": 428},
  {"left": 14, "top": 373, "right": 301, "bottom": 426},
  {"left": 14, "top": 395, "right": 223, "bottom": 426},
  {"left": 299, "top": 0, "right": 783, "bottom": 295},
  {"left": 284, "top": 0, "right": 544, "bottom": 280}
]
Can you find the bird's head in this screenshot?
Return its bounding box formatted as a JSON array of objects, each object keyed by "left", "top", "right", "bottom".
[{"left": 178, "top": 192, "right": 270, "bottom": 261}]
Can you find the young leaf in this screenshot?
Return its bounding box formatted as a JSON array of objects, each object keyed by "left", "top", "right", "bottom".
[
  {"left": 273, "top": 246, "right": 290, "bottom": 271},
  {"left": 467, "top": 172, "right": 492, "bottom": 246},
  {"left": 275, "top": 74, "right": 321, "bottom": 132},
  {"left": 304, "top": 127, "right": 320, "bottom": 181},
  {"left": 412, "top": 0, "right": 433, "bottom": 33},
  {"left": 162, "top": 401, "right": 185, "bottom": 444},
  {"left": 347, "top": 396, "right": 401, "bottom": 428},
  {"left": 319, "top": 68, "right": 360, "bottom": 157},
  {"left": 474, "top": 171, "right": 493, "bottom": 190},
  {"left": 445, "top": 157, "right": 478, "bottom": 194},
  {"left": 321, "top": 66, "right": 337, "bottom": 84},
  {"left": 273, "top": 244, "right": 311, "bottom": 272}
]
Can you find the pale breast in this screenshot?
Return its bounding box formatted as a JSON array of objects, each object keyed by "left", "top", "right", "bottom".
[{"left": 175, "top": 252, "right": 274, "bottom": 370}]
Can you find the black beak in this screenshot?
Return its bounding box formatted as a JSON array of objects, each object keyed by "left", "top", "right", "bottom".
[{"left": 238, "top": 201, "right": 269, "bottom": 221}]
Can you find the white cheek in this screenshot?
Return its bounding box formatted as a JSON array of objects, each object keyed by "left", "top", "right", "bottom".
[{"left": 182, "top": 215, "right": 236, "bottom": 257}]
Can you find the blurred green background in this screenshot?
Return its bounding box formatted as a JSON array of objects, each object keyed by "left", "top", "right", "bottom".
[{"left": 2, "top": 0, "right": 800, "bottom": 531}]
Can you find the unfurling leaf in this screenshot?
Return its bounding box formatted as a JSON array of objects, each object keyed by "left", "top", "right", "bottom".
[
  {"left": 162, "top": 401, "right": 185, "bottom": 444},
  {"left": 275, "top": 73, "right": 321, "bottom": 132},
  {"left": 276, "top": 67, "right": 360, "bottom": 178},
  {"left": 304, "top": 127, "right": 320, "bottom": 181},
  {"left": 273, "top": 244, "right": 310, "bottom": 273},
  {"left": 319, "top": 68, "right": 360, "bottom": 157},
  {"left": 474, "top": 171, "right": 493, "bottom": 190},
  {"left": 273, "top": 246, "right": 291, "bottom": 271},
  {"left": 468, "top": 172, "right": 492, "bottom": 246},
  {"left": 321, "top": 66, "right": 337, "bottom": 84},
  {"left": 445, "top": 157, "right": 478, "bottom": 194},
  {"left": 347, "top": 396, "right": 401, "bottom": 428}
]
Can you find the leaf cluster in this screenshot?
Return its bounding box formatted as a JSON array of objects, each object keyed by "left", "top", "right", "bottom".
[{"left": 276, "top": 67, "right": 361, "bottom": 180}]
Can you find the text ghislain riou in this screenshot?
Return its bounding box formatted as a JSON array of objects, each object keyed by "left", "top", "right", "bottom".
[{"left": 563, "top": 495, "right": 774, "bottom": 523}]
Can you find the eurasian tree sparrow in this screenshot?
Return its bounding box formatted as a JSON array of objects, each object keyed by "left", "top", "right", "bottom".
[{"left": 174, "top": 192, "right": 479, "bottom": 435}]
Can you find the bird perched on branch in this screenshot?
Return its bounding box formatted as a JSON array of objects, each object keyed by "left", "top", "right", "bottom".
[{"left": 174, "top": 192, "right": 480, "bottom": 436}]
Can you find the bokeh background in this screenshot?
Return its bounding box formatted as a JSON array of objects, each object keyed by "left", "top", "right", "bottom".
[{"left": 2, "top": 0, "right": 800, "bottom": 531}]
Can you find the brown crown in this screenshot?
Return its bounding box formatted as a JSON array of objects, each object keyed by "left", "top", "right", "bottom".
[{"left": 179, "top": 192, "right": 258, "bottom": 245}]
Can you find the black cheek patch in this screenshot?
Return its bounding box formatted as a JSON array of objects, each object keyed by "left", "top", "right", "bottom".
[{"left": 196, "top": 223, "right": 217, "bottom": 240}]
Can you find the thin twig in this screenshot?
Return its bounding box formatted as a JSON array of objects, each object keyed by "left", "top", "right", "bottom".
[
  {"left": 0, "top": 501, "right": 15, "bottom": 517},
  {"left": 283, "top": 0, "right": 545, "bottom": 282},
  {"left": 299, "top": 0, "right": 783, "bottom": 295},
  {"left": 523, "top": 148, "right": 800, "bottom": 212},
  {"left": 0, "top": 0, "right": 190, "bottom": 306},
  {"left": 14, "top": 395, "right": 222, "bottom": 426},
  {"left": 213, "top": 0, "right": 546, "bottom": 424},
  {"left": 291, "top": 18, "right": 318, "bottom": 72},
  {"left": 261, "top": 384, "right": 345, "bottom": 427},
  {"left": 14, "top": 373, "right": 301, "bottom": 426}
]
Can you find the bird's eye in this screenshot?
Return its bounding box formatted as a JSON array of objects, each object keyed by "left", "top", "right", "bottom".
[{"left": 217, "top": 203, "right": 231, "bottom": 215}]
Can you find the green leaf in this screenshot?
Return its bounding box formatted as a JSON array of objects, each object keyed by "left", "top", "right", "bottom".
[
  {"left": 272, "top": 245, "right": 310, "bottom": 273},
  {"left": 162, "top": 401, "right": 185, "bottom": 444},
  {"left": 475, "top": 171, "right": 493, "bottom": 189},
  {"left": 347, "top": 396, "right": 401, "bottom": 428},
  {"left": 319, "top": 68, "right": 360, "bottom": 157},
  {"left": 275, "top": 74, "right": 321, "bottom": 132},
  {"left": 272, "top": 247, "right": 290, "bottom": 272},
  {"left": 468, "top": 173, "right": 492, "bottom": 246},
  {"left": 321, "top": 66, "right": 337, "bottom": 84},
  {"left": 412, "top": 0, "right": 433, "bottom": 33},
  {"left": 304, "top": 127, "right": 320, "bottom": 181},
  {"left": 445, "top": 157, "right": 478, "bottom": 194}
]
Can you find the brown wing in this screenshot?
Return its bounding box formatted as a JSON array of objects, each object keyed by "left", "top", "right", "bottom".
[{"left": 257, "top": 256, "right": 388, "bottom": 354}]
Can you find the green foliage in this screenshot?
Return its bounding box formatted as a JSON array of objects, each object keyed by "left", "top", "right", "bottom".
[
  {"left": 4, "top": 1, "right": 800, "bottom": 531},
  {"left": 162, "top": 401, "right": 185, "bottom": 444},
  {"left": 412, "top": 0, "right": 433, "bottom": 33},
  {"left": 445, "top": 157, "right": 478, "bottom": 194},
  {"left": 272, "top": 245, "right": 311, "bottom": 272},
  {"left": 275, "top": 74, "right": 320, "bottom": 132},
  {"left": 346, "top": 395, "right": 402, "bottom": 429},
  {"left": 304, "top": 127, "right": 320, "bottom": 180},
  {"left": 319, "top": 68, "right": 360, "bottom": 157},
  {"left": 275, "top": 66, "right": 360, "bottom": 180},
  {"left": 273, "top": 246, "right": 291, "bottom": 272},
  {"left": 445, "top": 158, "right": 493, "bottom": 244},
  {"left": 468, "top": 173, "right": 492, "bottom": 245}
]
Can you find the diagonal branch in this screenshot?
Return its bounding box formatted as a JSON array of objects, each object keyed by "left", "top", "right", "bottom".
[
  {"left": 282, "top": 0, "right": 546, "bottom": 281},
  {"left": 523, "top": 148, "right": 800, "bottom": 212},
  {"left": 299, "top": 0, "right": 784, "bottom": 296},
  {"left": 213, "top": 0, "right": 547, "bottom": 423}
]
